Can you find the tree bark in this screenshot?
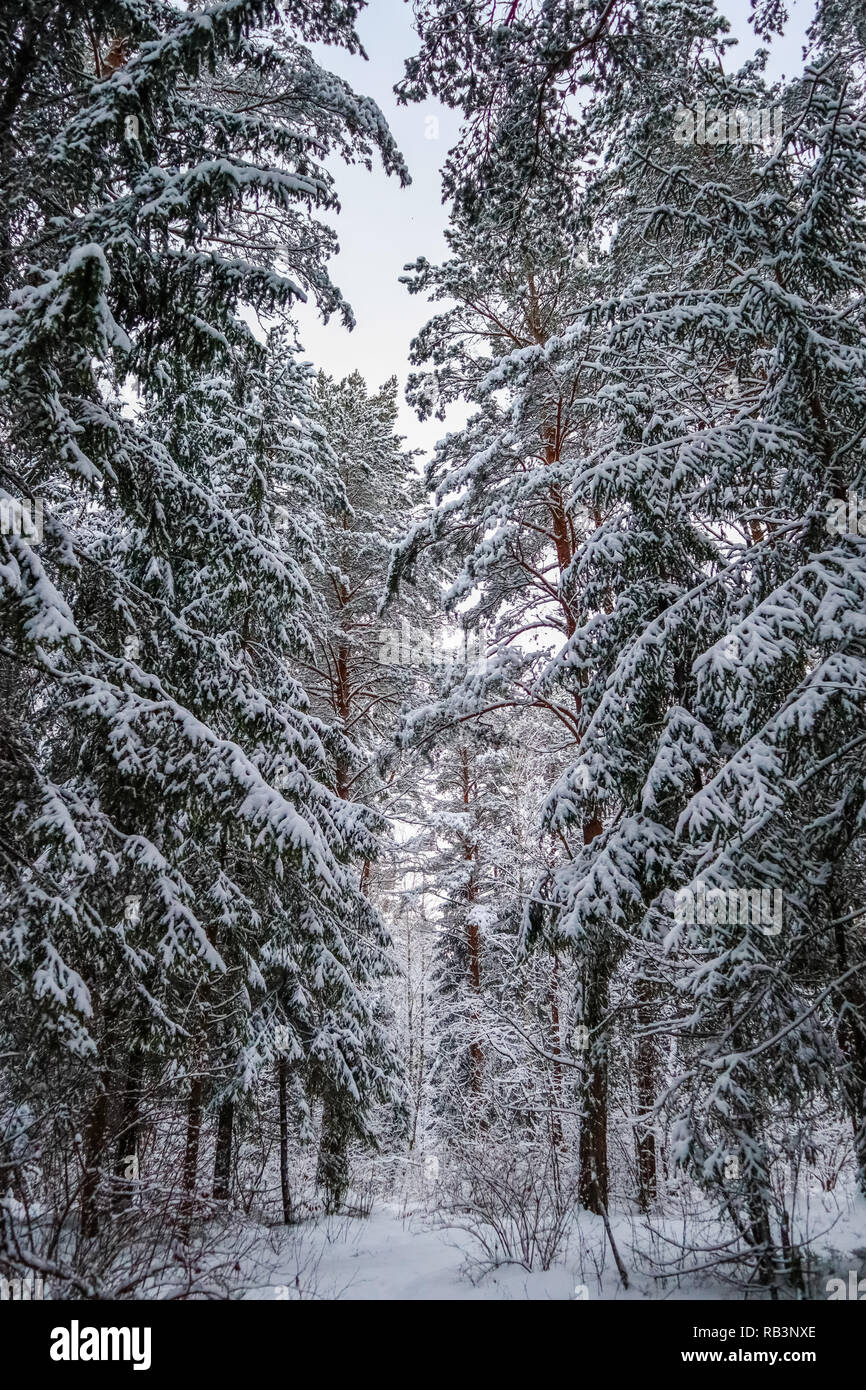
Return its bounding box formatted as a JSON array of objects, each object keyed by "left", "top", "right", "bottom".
[
  {"left": 212, "top": 1098, "right": 234, "bottom": 1202},
  {"left": 577, "top": 965, "right": 610, "bottom": 1213},
  {"left": 578, "top": 816, "right": 609, "bottom": 1213},
  {"left": 80, "top": 1082, "right": 109, "bottom": 1238},
  {"left": 180, "top": 1075, "right": 204, "bottom": 1241},
  {"left": 278, "top": 1059, "right": 293, "bottom": 1224}
]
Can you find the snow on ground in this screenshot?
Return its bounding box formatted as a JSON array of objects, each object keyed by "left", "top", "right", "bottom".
[
  {"left": 246, "top": 1204, "right": 576, "bottom": 1300},
  {"left": 240, "top": 1187, "right": 866, "bottom": 1301}
]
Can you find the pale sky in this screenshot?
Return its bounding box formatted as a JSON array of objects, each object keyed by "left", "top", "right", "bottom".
[{"left": 294, "top": 0, "right": 817, "bottom": 457}]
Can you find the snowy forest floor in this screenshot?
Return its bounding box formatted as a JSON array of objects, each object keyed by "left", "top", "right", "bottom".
[{"left": 233, "top": 1192, "right": 866, "bottom": 1301}]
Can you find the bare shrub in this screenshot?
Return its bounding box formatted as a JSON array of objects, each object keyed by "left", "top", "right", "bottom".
[{"left": 435, "top": 1136, "right": 578, "bottom": 1276}]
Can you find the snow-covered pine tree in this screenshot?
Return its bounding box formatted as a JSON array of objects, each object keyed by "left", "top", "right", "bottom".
[
  {"left": 296, "top": 369, "right": 420, "bottom": 1206},
  {"left": 396, "top": 0, "right": 728, "bottom": 235},
  {"left": 388, "top": 199, "right": 626, "bottom": 1209},
  {"left": 516, "top": 1, "right": 866, "bottom": 1284},
  {"left": 0, "top": 0, "right": 407, "bottom": 1282},
  {"left": 308, "top": 370, "right": 421, "bottom": 800},
  {"left": 136, "top": 334, "right": 403, "bottom": 1219},
  {"left": 395, "top": 0, "right": 866, "bottom": 1288},
  {"left": 420, "top": 716, "right": 573, "bottom": 1144}
]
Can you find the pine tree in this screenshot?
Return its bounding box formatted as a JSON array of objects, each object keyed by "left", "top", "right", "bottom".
[
  {"left": 301, "top": 368, "right": 420, "bottom": 1206},
  {"left": 395, "top": 0, "right": 866, "bottom": 1286},
  {"left": 0, "top": 0, "right": 408, "bottom": 1282}
]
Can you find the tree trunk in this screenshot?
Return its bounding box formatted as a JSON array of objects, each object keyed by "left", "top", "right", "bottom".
[
  {"left": 180, "top": 1075, "right": 204, "bottom": 1241},
  {"left": 212, "top": 1098, "right": 234, "bottom": 1202},
  {"left": 316, "top": 1098, "right": 349, "bottom": 1213},
  {"left": 80, "top": 1082, "right": 109, "bottom": 1238},
  {"left": 578, "top": 815, "right": 610, "bottom": 1214},
  {"left": 278, "top": 1059, "right": 293, "bottom": 1224},
  {"left": 577, "top": 964, "right": 610, "bottom": 1214}
]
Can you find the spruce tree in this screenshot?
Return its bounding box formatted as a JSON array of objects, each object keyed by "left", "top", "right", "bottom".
[{"left": 0, "top": 0, "right": 407, "bottom": 1280}]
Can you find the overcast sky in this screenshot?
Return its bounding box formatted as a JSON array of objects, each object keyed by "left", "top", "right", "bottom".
[{"left": 294, "top": 0, "right": 818, "bottom": 457}]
